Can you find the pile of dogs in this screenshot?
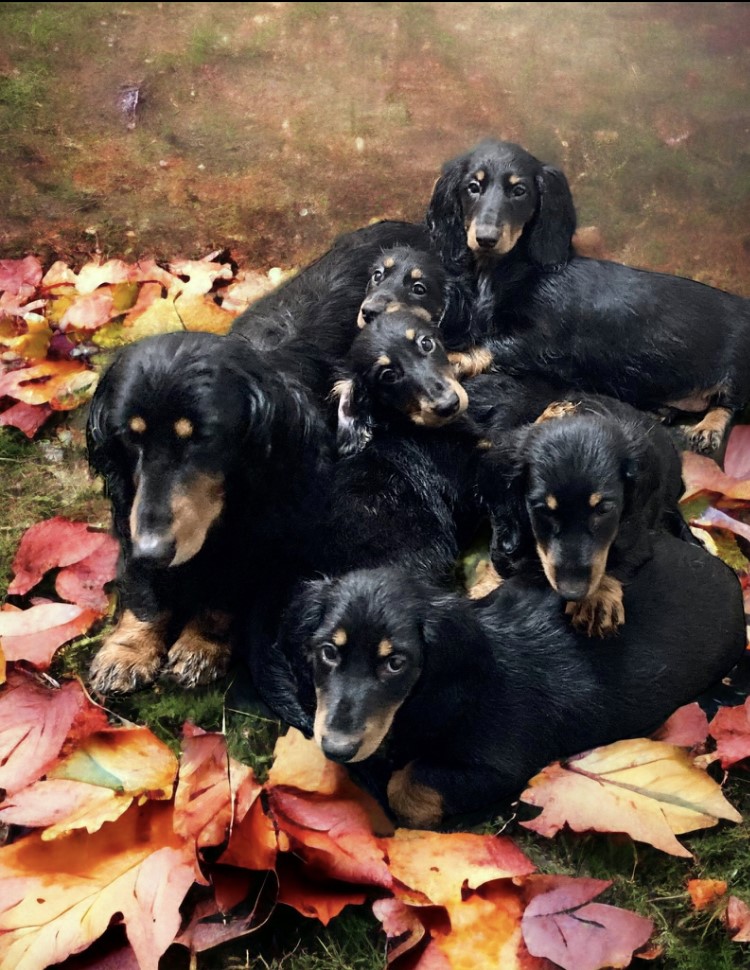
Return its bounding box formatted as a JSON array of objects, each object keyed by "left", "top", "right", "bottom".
[{"left": 86, "top": 139, "right": 749, "bottom": 828}]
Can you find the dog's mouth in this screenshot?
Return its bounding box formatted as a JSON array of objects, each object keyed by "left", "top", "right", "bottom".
[
  {"left": 466, "top": 218, "right": 525, "bottom": 256},
  {"left": 314, "top": 700, "right": 400, "bottom": 763},
  {"left": 408, "top": 379, "right": 469, "bottom": 427},
  {"left": 537, "top": 543, "right": 609, "bottom": 602}
]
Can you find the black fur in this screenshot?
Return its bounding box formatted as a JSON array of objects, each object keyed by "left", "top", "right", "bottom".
[
  {"left": 427, "top": 138, "right": 750, "bottom": 455},
  {"left": 270, "top": 535, "right": 746, "bottom": 826},
  {"left": 86, "top": 330, "right": 333, "bottom": 692}
]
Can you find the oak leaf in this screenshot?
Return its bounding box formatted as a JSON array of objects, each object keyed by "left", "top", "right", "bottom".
[
  {"left": 709, "top": 698, "right": 750, "bottom": 769},
  {"left": 520, "top": 875, "right": 653, "bottom": 970},
  {"left": 520, "top": 738, "right": 742, "bottom": 858}
]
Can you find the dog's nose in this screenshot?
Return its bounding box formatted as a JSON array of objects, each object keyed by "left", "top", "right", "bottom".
[
  {"left": 360, "top": 301, "right": 384, "bottom": 325},
  {"left": 433, "top": 391, "right": 461, "bottom": 418},
  {"left": 321, "top": 735, "right": 361, "bottom": 763},
  {"left": 556, "top": 576, "right": 591, "bottom": 601},
  {"left": 131, "top": 532, "right": 175, "bottom": 566},
  {"left": 475, "top": 226, "right": 500, "bottom": 249}
]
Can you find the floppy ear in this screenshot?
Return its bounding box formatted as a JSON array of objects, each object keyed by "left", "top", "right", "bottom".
[
  {"left": 440, "top": 273, "right": 481, "bottom": 348},
  {"left": 477, "top": 430, "right": 533, "bottom": 575},
  {"left": 334, "top": 377, "right": 375, "bottom": 457},
  {"left": 86, "top": 362, "right": 133, "bottom": 539},
  {"left": 526, "top": 164, "right": 577, "bottom": 269},
  {"left": 620, "top": 427, "right": 657, "bottom": 518},
  {"left": 425, "top": 160, "right": 469, "bottom": 270}
]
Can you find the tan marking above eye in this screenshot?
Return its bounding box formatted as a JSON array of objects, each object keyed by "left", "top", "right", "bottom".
[
  {"left": 385, "top": 302, "right": 403, "bottom": 314},
  {"left": 383, "top": 257, "right": 395, "bottom": 269},
  {"left": 332, "top": 628, "right": 348, "bottom": 647},
  {"left": 378, "top": 638, "right": 393, "bottom": 658},
  {"left": 405, "top": 328, "right": 416, "bottom": 341},
  {"left": 128, "top": 416, "right": 146, "bottom": 433},
  {"left": 376, "top": 355, "right": 391, "bottom": 367},
  {"left": 546, "top": 495, "right": 558, "bottom": 510},
  {"left": 509, "top": 174, "right": 523, "bottom": 185},
  {"left": 174, "top": 418, "right": 194, "bottom": 438},
  {"left": 475, "top": 169, "right": 485, "bottom": 181},
  {"left": 410, "top": 267, "right": 423, "bottom": 279},
  {"left": 589, "top": 492, "right": 603, "bottom": 508}
]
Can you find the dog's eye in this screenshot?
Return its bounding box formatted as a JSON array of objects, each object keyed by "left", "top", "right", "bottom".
[
  {"left": 382, "top": 655, "right": 406, "bottom": 675},
  {"left": 466, "top": 180, "right": 482, "bottom": 196},
  {"left": 411, "top": 281, "right": 427, "bottom": 296},
  {"left": 510, "top": 184, "right": 527, "bottom": 198},
  {"left": 378, "top": 367, "right": 398, "bottom": 384},
  {"left": 418, "top": 336, "right": 435, "bottom": 354},
  {"left": 371, "top": 269, "right": 384, "bottom": 284},
  {"left": 594, "top": 501, "right": 614, "bottom": 516},
  {"left": 319, "top": 643, "right": 340, "bottom": 666}
]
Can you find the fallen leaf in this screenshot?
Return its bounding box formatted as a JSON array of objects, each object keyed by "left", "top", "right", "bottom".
[
  {"left": 76, "top": 259, "right": 132, "bottom": 295},
  {"left": 521, "top": 875, "right": 653, "bottom": 970},
  {"left": 59, "top": 290, "right": 116, "bottom": 332},
  {"left": 681, "top": 452, "right": 750, "bottom": 502},
  {"left": 121, "top": 280, "right": 162, "bottom": 323},
  {"left": 41, "top": 261, "right": 78, "bottom": 289},
  {"left": 724, "top": 426, "right": 750, "bottom": 481},
  {"left": 709, "top": 699, "right": 750, "bottom": 769},
  {"left": 0, "top": 602, "right": 99, "bottom": 667},
  {"left": 0, "top": 801, "right": 194, "bottom": 970},
  {"left": 0, "top": 315, "right": 52, "bottom": 361},
  {"left": 55, "top": 536, "right": 119, "bottom": 612},
  {"left": 0, "top": 256, "right": 43, "bottom": 296},
  {"left": 0, "top": 671, "right": 89, "bottom": 795},
  {"left": 0, "top": 401, "right": 52, "bottom": 438},
  {"left": 687, "top": 878, "right": 727, "bottom": 911},
  {"left": 175, "top": 293, "right": 235, "bottom": 334},
  {"left": 9, "top": 517, "right": 110, "bottom": 597},
  {"left": 652, "top": 703, "right": 709, "bottom": 748},
  {"left": 93, "top": 297, "right": 184, "bottom": 347},
  {"left": 372, "top": 897, "right": 427, "bottom": 963},
  {"left": 276, "top": 856, "right": 367, "bottom": 925},
  {"left": 520, "top": 738, "right": 742, "bottom": 858},
  {"left": 725, "top": 895, "right": 750, "bottom": 943},
  {"left": 0, "top": 778, "right": 135, "bottom": 840},
  {"left": 168, "top": 256, "right": 233, "bottom": 297},
  {"left": 216, "top": 271, "right": 275, "bottom": 314},
  {"left": 691, "top": 506, "right": 750, "bottom": 544},
  {"left": 0, "top": 360, "right": 91, "bottom": 406}
]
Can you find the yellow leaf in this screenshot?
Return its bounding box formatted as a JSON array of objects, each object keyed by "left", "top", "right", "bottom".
[
  {"left": 175, "top": 293, "right": 235, "bottom": 334},
  {"left": 93, "top": 298, "right": 184, "bottom": 348}
]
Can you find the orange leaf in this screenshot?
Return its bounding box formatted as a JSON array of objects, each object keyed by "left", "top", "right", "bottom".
[
  {"left": 220, "top": 773, "right": 279, "bottom": 872},
  {"left": 0, "top": 401, "right": 52, "bottom": 438},
  {"left": 386, "top": 828, "right": 535, "bottom": 906},
  {"left": 0, "top": 801, "right": 194, "bottom": 970},
  {"left": 708, "top": 698, "right": 750, "bottom": 769},
  {"left": 687, "top": 878, "right": 727, "bottom": 911},
  {"left": 276, "top": 856, "right": 367, "bottom": 925},
  {"left": 0, "top": 602, "right": 99, "bottom": 667},
  {"left": 59, "top": 290, "right": 116, "bottom": 332},
  {"left": 725, "top": 895, "right": 750, "bottom": 943},
  {"left": 652, "top": 703, "right": 709, "bottom": 748},
  {"left": 520, "top": 738, "right": 742, "bottom": 858},
  {"left": 0, "top": 778, "right": 135, "bottom": 839},
  {"left": 0, "top": 671, "right": 88, "bottom": 795},
  {"left": 0, "top": 360, "right": 90, "bottom": 406},
  {"left": 9, "top": 517, "right": 110, "bottom": 596},
  {"left": 175, "top": 293, "right": 235, "bottom": 335}
]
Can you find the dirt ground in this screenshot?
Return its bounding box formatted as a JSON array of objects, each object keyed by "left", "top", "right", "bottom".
[{"left": 0, "top": 1, "right": 748, "bottom": 292}]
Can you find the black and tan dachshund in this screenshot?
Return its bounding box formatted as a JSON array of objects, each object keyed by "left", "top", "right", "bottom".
[
  {"left": 87, "top": 330, "right": 333, "bottom": 693},
  {"left": 477, "top": 396, "right": 692, "bottom": 635},
  {"left": 427, "top": 138, "right": 750, "bottom": 455},
  {"left": 267, "top": 534, "right": 745, "bottom": 828}
]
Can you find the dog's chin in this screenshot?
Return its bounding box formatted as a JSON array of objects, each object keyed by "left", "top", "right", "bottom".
[{"left": 409, "top": 409, "right": 459, "bottom": 428}]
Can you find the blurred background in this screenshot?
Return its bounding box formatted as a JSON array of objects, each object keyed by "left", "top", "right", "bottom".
[{"left": 0, "top": 1, "right": 748, "bottom": 290}]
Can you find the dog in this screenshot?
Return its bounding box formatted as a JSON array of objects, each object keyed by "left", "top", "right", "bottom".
[
  {"left": 427, "top": 138, "right": 750, "bottom": 456},
  {"left": 86, "top": 330, "right": 334, "bottom": 693},
  {"left": 477, "top": 396, "right": 692, "bottom": 635},
  {"left": 266, "top": 533, "right": 745, "bottom": 828}
]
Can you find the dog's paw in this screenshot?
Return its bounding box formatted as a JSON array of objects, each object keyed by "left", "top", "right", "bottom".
[
  {"left": 566, "top": 575, "right": 625, "bottom": 637},
  {"left": 89, "top": 612, "right": 168, "bottom": 693},
  {"left": 683, "top": 407, "right": 733, "bottom": 457},
  {"left": 535, "top": 400, "right": 579, "bottom": 424},
  {"left": 164, "top": 618, "right": 231, "bottom": 688},
  {"left": 448, "top": 347, "right": 493, "bottom": 379},
  {"left": 387, "top": 762, "right": 444, "bottom": 829}
]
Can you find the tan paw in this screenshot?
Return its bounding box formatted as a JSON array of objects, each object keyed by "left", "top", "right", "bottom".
[
  {"left": 89, "top": 611, "right": 169, "bottom": 693},
  {"left": 566, "top": 574, "right": 625, "bottom": 637},
  {"left": 447, "top": 347, "right": 493, "bottom": 380},
  {"left": 164, "top": 613, "right": 232, "bottom": 687},
  {"left": 467, "top": 560, "right": 503, "bottom": 600},
  {"left": 387, "top": 762, "right": 444, "bottom": 829},
  {"left": 535, "top": 400, "right": 579, "bottom": 424},
  {"left": 683, "top": 407, "right": 732, "bottom": 457}
]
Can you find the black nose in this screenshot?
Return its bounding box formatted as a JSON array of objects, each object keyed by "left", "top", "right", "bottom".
[
  {"left": 434, "top": 391, "right": 461, "bottom": 417},
  {"left": 556, "top": 576, "right": 590, "bottom": 601},
  {"left": 131, "top": 532, "right": 175, "bottom": 566},
  {"left": 360, "top": 300, "right": 386, "bottom": 324},
  {"left": 475, "top": 225, "right": 499, "bottom": 249},
  {"left": 321, "top": 736, "right": 361, "bottom": 763}
]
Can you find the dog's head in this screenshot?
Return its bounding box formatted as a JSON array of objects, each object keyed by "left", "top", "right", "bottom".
[
  {"left": 284, "top": 569, "right": 425, "bottom": 763},
  {"left": 426, "top": 138, "right": 576, "bottom": 270},
  {"left": 357, "top": 245, "right": 446, "bottom": 328},
  {"left": 87, "top": 331, "right": 276, "bottom": 569},
  {"left": 334, "top": 309, "right": 469, "bottom": 455}
]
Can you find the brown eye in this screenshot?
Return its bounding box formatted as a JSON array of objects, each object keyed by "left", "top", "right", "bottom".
[
  {"left": 467, "top": 180, "right": 481, "bottom": 196},
  {"left": 419, "top": 336, "right": 435, "bottom": 353},
  {"left": 511, "top": 184, "right": 527, "bottom": 198},
  {"left": 412, "top": 281, "right": 427, "bottom": 296},
  {"left": 384, "top": 655, "right": 406, "bottom": 675},
  {"left": 378, "top": 367, "right": 397, "bottom": 384},
  {"left": 319, "top": 643, "right": 340, "bottom": 666},
  {"left": 372, "top": 269, "right": 384, "bottom": 283},
  {"left": 594, "top": 502, "right": 614, "bottom": 517}
]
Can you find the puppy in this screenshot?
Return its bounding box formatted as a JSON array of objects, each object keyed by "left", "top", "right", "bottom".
[
  {"left": 427, "top": 138, "right": 750, "bottom": 456},
  {"left": 87, "top": 330, "right": 333, "bottom": 693},
  {"left": 269, "top": 534, "right": 745, "bottom": 827},
  {"left": 477, "top": 397, "right": 691, "bottom": 635}
]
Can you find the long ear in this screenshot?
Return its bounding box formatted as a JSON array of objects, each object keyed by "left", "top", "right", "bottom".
[
  {"left": 621, "top": 425, "right": 658, "bottom": 518},
  {"left": 425, "top": 160, "right": 469, "bottom": 270},
  {"left": 333, "top": 377, "right": 375, "bottom": 457},
  {"left": 440, "top": 273, "right": 481, "bottom": 348},
  {"left": 477, "top": 430, "right": 533, "bottom": 574},
  {"left": 526, "top": 164, "right": 577, "bottom": 269},
  {"left": 85, "top": 361, "right": 132, "bottom": 540}
]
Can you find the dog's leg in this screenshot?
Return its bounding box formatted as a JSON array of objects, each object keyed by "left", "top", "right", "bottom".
[
  {"left": 89, "top": 610, "right": 170, "bottom": 693},
  {"left": 565, "top": 573, "right": 625, "bottom": 637},
  {"left": 448, "top": 346, "right": 494, "bottom": 380},
  {"left": 683, "top": 407, "right": 733, "bottom": 457},
  {"left": 467, "top": 560, "right": 504, "bottom": 600},
  {"left": 164, "top": 609, "right": 233, "bottom": 687},
  {"left": 387, "top": 761, "right": 445, "bottom": 828}
]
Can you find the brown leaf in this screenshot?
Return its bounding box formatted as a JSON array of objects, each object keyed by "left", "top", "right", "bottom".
[
  {"left": 9, "top": 517, "right": 110, "bottom": 597},
  {"left": 520, "top": 738, "right": 742, "bottom": 858},
  {"left": 0, "top": 801, "right": 194, "bottom": 970},
  {"left": 0, "top": 671, "right": 89, "bottom": 795},
  {"left": 709, "top": 699, "right": 750, "bottom": 769},
  {"left": 0, "top": 602, "right": 99, "bottom": 667},
  {"left": 652, "top": 703, "right": 709, "bottom": 748},
  {"left": 687, "top": 878, "right": 727, "bottom": 911},
  {"left": 725, "top": 895, "right": 750, "bottom": 942},
  {"left": 520, "top": 875, "right": 653, "bottom": 970}
]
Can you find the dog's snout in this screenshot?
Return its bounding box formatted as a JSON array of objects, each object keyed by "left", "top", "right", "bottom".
[
  {"left": 556, "top": 575, "right": 591, "bottom": 602},
  {"left": 475, "top": 226, "right": 500, "bottom": 249},
  {"left": 434, "top": 391, "right": 461, "bottom": 418},
  {"left": 321, "top": 734, "right": 362, "bottom": 763},
  {"left": 360, "top": 298, "right": 388, "bottom": 324},
  {"left": 131, "top": 532, "right": 175, "bottom": 566}
]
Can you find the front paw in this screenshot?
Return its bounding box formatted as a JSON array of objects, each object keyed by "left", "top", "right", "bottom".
[
  {"left": 387, "top": 762, "right": 444, "bottom": 829},
  {"left": 89, "top": 611, "right": 168, "bottom": 693},
  {"left": 448, "top": 347, "right": 493, "bottom": 380},
  {"left": 565, "top": 574, "right": 625, "bottom": 637},
  {"left": 683, "top": 407, "right": 732, "bottom": 457},
  {"left": 164, "top": 616, "right": 231, "bottom": 687}
]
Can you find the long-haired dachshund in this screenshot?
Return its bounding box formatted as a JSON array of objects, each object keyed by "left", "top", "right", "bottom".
[
  {"left": 267, "top": 534, "right": 745, "bottom": 828},
  {"left": 477, "top": 396, "right": 691, "bottom": 635},
  {"left": 427, "top": 138, "right": 750, "bottom": 455},
  {"left": 87, "top": 330, "right": 333, "bottom": 693}
]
